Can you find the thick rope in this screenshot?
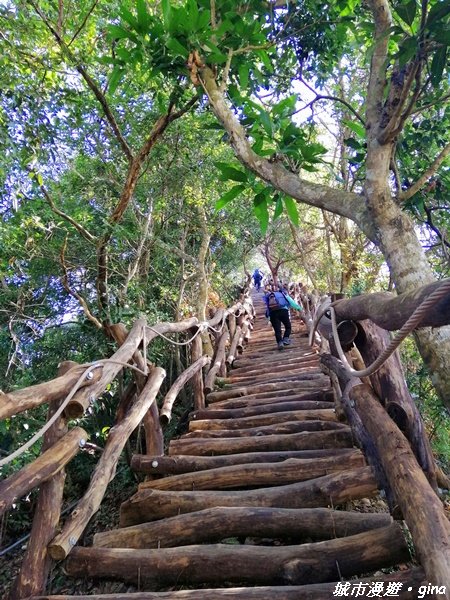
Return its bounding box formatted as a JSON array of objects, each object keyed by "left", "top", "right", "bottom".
[
  {"left": 2, "top": 306, "right": 252, "bottom": 466},
  {"left": 329, "top": 279, "right": 450, "bottom": 378},
  {"left": 0, "top": 358, "right": 151, "bottom": 468}
]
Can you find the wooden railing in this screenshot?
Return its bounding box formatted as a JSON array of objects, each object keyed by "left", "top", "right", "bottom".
[
  {"left": 0, "top": 290, "right": 254, "bottom": 599},
  {"left": 297, "top": 279, "right": 450, "bottom": 593}
]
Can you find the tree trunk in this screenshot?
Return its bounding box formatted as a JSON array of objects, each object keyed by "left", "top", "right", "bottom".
[{"left": 350, "top": 383, "right": 450, "bottom": 595}]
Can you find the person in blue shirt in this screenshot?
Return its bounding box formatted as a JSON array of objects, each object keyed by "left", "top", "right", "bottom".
[
  {"left": 263, "top": 284, "right": 302, "bottom": 351},
  {"left": 252, "top": 268, "right": 263, "bottom": 291}
]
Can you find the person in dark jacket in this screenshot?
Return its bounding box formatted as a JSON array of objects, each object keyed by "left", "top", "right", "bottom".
[
  {"left": 263, "top": 285, "right": 301, "bottom": 350},
  {"left": 252, "top": 268, "right": 263, "bottom": 291}
]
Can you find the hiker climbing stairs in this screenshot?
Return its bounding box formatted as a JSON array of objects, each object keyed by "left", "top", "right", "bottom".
[{"left": 28, "top": 288, "right": 429, "bottom": 599}]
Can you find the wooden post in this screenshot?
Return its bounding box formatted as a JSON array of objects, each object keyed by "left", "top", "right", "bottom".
[
  {"left": 228, "top": 312, "right": 236, "bottom": 340},
  {"left": 160, "top": 355, "right": 211, "bottom": 424},
  {"left": 191, "top": 331, "right": 206, "bottom": 411},
  {"left": 354, "top": 320, "right": 437, "bottom": 489},
  {"left": 48, "top": 367, "right": 166, "bottom": 560},
  {"left": 11, "top": 362, "right": 72, "bottom": 599},
  {"left": 350, "top": 383, "right": 450, "bottom": 596},
  {"left": 204, "top": 329, "right": 229, "bottom": 394},
  {"left": 0, "top": 427, "right": 87, "bottom": 517},
  {"left": 108, "top": 322, "right": 164, "bottom": 456},
  {"left": 226, "top": 325, "right": 242, "bottom": 366}
]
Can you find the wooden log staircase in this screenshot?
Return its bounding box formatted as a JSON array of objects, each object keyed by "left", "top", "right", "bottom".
[{"left": 29, "top": 290, "right": 429, "bottom": 599}]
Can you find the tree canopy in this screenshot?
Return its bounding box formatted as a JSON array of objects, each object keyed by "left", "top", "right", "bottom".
[{"left": 0, "top": 0, "right": 449, "bottom": 408}]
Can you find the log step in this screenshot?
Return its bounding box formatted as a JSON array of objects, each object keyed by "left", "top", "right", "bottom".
[
  {"left": 131, "top": 448, "right": 364, "bottom": 475},
  {"left": 64, "top": 523, "right": 409, "bottom": 587},
  {"left": 93, "top": 506, "right": 391, "bottom": 549},
  {"left": 137, "top": 454, "right": 364, "bottom": 491},
  {"left": 191, "top": 400, "right": 335, "bottom": 421},
  {"left": 188, "top": 410, "right": 339, "bottom": 431},
  {"left": 24, "top": 567, "right": 427, "bottom": 599},
  {"left": 119, "top": 466, "right": 378, "bottom": 526},
  {"left": 168, "top": 428, "right": 353, "bottom": 456},
  {"left": 184, "top": 419, "right": 348, "bottom": 437}
]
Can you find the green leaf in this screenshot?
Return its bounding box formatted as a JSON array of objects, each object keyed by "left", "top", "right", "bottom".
[
  {"left": 345, "top": 137, "right": 364, "bottom": 150},
  {"left": 136, "top": 0, "right": 151, "bottom": 30},
  {"left": 119, "top": 6, "right": 139, "bottom": 29},
  {"left": 165, "top": 37, "right": 189, "bottom": 58},
  {"left": 283, "top": 196, "right": 299, "bottom": 226},
  {"left": 272, "top": 94, "right": 298, "bottom": 118},
  {"left": 256, "top": 49, "right": 273, "bottom": 73},
  {"left": 273, "top": 196, "right": 283, "bottom": 220},
  {"left": 215, "top": 184, "right": 246, "bottom": 209},
  {"left": 109, "top": 66, "right": 125, "bottom": 94},
  {"left": 253, "top": 194, "right": 269, "bottom": 234},
  {"left": 238, "top": 64, "right": 249, "bottom": 90},
  {"left": 396, "top": 36, "right": 418, "bottom": 66},
  {"left": 107, "top": 24, "right": 138, "bottom": 42},
  {"left": 215, "top": 162, "right": 248, "bottom": 182},
  {"left": 196, "top": 8, "right": 211, "bottom": 30},
  {"left": 187, "top": 0, "right": 199, "bottom": 29},
  {"left": 427, "top": 0, "right": 450, "bottom": 25},
  {"left": 162, "top": 0, "right": 172, "bottom": 30},
  {"left": 395, "top": 1, "right": 417, "bottom": 26},
  {"left": 343, "top": 119, "right": 365, "bottom": 139},
  {"left": 431, "top": 46, "right": 448, "bottom": 87}
]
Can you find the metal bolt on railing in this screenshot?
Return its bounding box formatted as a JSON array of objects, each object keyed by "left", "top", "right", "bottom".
[
  {"left": 85, "top": 371, "right": 94, "bottom": 380},
  {"left": 151, "top": 460, "right": 159, "bottom": 468},
  {"left": 79, "top": 438, "right": 87, "bottom": 448}
]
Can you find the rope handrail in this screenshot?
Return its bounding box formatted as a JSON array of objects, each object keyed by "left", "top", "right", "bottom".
[
  {"left": 0, "top": 295, "right": 253, "bottom": 467},
  {"left": 316, "top": 279, "right": 450, "bottom": 378}
]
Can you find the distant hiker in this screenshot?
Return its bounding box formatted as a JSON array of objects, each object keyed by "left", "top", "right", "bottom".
[
  {"left": 264, "top": 285, "right": 302, "bottom": 351},
  {"left": 252, "top": 268, "right": 263, "bottom": 291}
]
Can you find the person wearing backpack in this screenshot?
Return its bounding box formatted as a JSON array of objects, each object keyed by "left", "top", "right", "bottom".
[
  {"left": 252, "top": 268, "right": 264, "bottom": 291},
  {"left": 263, "top": 285, "right": 302, "bottom": 351}
]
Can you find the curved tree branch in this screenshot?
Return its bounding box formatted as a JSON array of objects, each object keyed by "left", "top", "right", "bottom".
[
  {"left": 41, "top": 185, "right": 96, "bottom": 244},
  {"left": 399, "top": 142, "right": 450, "bottom": 202},
  {"left": 198, "top": 66, "right": 374, "bottom": 240},
  {"left": 28, "top": 0, "right": 133, "bottom": 162}
]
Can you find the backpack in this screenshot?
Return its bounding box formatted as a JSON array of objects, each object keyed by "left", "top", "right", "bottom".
[{"left": 267, "top": 291, "right": 287, "bottom": 311}]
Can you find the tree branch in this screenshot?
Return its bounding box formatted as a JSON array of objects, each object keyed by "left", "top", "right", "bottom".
[
  {"left": 365, "top": 0, "right": 392, "bottom": 135},
  {"left": 27, "top": 0, "right": 133, "bottom": 162},
  {"left": 41, "top": 185, "right": 96, "bottom": 243},
  {"left": 298, "top": 77, "right": 365, "bottom": 124},
  {"left": 399, "top": 142, "right": 450, "bottom": 202},
  {"left": 198, "top": 66, "right": 373, "bottom": 240},
  {"left": 60, "top": 237, "right": 103, "bottom": 329}
]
